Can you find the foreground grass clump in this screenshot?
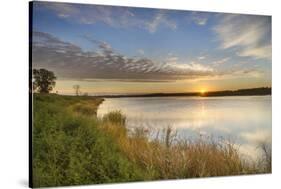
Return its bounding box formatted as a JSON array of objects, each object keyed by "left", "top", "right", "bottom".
[
  {"left": 33, "top": 94, "right": 271, "bottom": 187},
  {"left": 33, "top": 94, "right": 145, "bottom": 187},
  {"left": 100, "top": 112, "right": 271, "bottom": 179}
]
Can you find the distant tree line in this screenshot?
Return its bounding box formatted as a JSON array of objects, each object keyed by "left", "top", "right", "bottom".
[{"left": 204, "top": 87, "right": 271, "bottom": 97}]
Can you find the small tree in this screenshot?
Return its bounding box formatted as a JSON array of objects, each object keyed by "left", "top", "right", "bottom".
[
  {"left": 33, "top": 69, "right": 56, "bottom": 93},
  {"left": 73, "top": 85, "right": 81, "bottom": 96}
]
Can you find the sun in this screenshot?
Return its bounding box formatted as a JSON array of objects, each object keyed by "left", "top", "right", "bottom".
[{"left": 200, "top": 89, "right": 207, "bottom": 95}]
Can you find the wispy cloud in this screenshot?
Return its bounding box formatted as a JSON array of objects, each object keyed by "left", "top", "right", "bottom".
[
  {"left": 212, "top": 57, "right": 230, "bottom": 66},
  {"left": 33, "top": 32, "right": 215, "bottom": 81},
  {"left": 39, "top": 2, "right": 133, "bottom": 27},
  {"left": 29, "top": 35, "right": 217, "bottom": 83},
  {"left": 198, "top": 56, "right": 206, "bottom": 60},
  {"left": 214, "top": 14, "right": 271, "bottom": 60},
  {"left": 191, "top": 69, "right": 264, "bottom": 82},
  {"left": 137, "top": 49, "right": 145, "bottom": 55},
  {"left": 236, "top": 45, "right": 271, "bottom": 60},
  {"left": 33, "top": 31, "right": 264, "bottom": 82},
  {"left": 146, "top": 11, "right": 177, "bottom": 33},
  {"left": 190, "top": 12, "right": 208, "bottom": 26},
  {"left": 165, "top": 61, "right": 214, "bottom": 73},
  {"left": 36, "top": 2, "right": 177, "bottom": 33},
  {"left": 43, "top": 2, "right": 79, "bottom": 18}
]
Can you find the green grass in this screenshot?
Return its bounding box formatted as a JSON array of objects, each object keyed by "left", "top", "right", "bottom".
[
  {"left": 32, "top": 94, "right": 145, "bottom": 187},
  {"left": 32, "top": 94, "right": 271, "bottom": 187}
]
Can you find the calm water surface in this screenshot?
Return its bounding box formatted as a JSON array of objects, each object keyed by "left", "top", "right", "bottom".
[{"left": 97, "top": 96, "right": 271, "bottom": 158}]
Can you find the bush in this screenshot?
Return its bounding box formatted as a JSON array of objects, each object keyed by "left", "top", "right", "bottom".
[{"left": 102, "top": 111, "right": 126, "bottom": 125}]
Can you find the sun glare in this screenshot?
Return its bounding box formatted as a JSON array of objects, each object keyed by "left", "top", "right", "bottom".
[{"left": 200, "top": 89, "right": 207, "bottom": 95}]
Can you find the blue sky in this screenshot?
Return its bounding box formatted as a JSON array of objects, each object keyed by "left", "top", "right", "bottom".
[{"left": 32, "top": 1, "right": 272, "bottom": 94}]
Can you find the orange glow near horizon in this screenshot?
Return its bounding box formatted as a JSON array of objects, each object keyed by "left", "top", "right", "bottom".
[
  {"left": 53, "top": 78, "right": 271, "bottom": 95},
  {"left": 200, "top": 89, "right": 207, "bottom": 95}
]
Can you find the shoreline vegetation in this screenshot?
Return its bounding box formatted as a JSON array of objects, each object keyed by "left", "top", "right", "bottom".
[
  {"left": 33, "top": 94, "right": 271, "bottom": 187},
  {"left": 95, "top": 87, "right": 271, "bottom": 98}
]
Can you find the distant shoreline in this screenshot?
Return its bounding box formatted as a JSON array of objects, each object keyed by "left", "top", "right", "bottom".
[{"left": 95, "top": 87, "right": 271, "bottom": 98}]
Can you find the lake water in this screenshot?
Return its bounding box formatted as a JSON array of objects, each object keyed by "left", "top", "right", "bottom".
[{"left": 97, "top": 96, "right": 272, "bottom": 159}]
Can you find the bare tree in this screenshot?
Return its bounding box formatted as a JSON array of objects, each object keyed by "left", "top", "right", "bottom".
[{"left": 73, "top": 85, "right": 81, "bottom": 96}]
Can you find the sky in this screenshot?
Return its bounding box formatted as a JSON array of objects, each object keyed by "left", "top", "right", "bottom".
[{"left": 32, "top": 1, "right": 272, "bottom": 95}]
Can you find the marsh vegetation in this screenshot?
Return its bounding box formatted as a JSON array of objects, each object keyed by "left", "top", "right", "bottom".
[{"left": 32, "top": 94, "right": 271, "bottom": 187}]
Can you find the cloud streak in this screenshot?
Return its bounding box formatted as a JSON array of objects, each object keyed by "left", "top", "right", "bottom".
[
  {"left": 146, "top": 11, "right": 177, "bottom": 33},
  {"left": 214, "top": 14, "right": 271, "bottom": 60},
  {"left": 33, "top": 31, "right": 218, "bottom": 81},
  {"left": 190, "top": 12, "right": 208, "bottom": 26},
  {"left": 212, "top": 57, "right": 230, "bottom": 66},
  {"left": 35, "top": 1, "right": 177, "bottom": 33}
]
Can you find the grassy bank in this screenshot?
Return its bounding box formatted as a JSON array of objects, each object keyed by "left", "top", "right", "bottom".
[
  {"left": 32, "top": 94, "right": 146, "bottom": 187},
  {"left": 32, "top": 94, "right": 271, "bottom": 187}
]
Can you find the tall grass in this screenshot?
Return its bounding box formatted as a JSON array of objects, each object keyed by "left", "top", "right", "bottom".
[
  {"left": 258, "top": 141, "right": 272, "bottom": 172},
  {"left": 100, "top": 112, "right": 271, "bottom": 179},
  {"left": 32, "top": 94, "right": 271, "bottom": 187}
]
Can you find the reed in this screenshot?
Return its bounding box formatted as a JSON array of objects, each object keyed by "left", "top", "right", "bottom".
[{"left": 101, "top": 112, "right": 271, "bottom": 179}]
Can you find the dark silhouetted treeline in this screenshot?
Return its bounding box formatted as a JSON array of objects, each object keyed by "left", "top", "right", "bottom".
[
  {"left": 203, "top": 87, "right": 271, "bottom": 97},
  {"left": 97, "top": 87, "right": 271, "bottom": 98}
]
